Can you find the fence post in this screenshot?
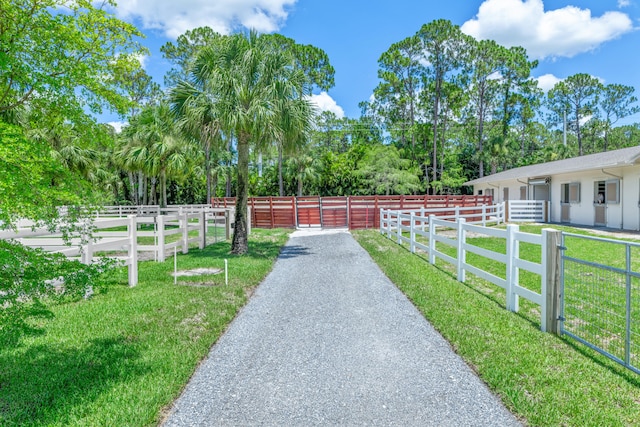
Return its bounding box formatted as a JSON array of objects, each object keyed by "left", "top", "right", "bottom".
[
  {"left": 455, "top": 206, "right": 460, "bottom": 222},
  {"left": 482, "top": 204, "right": 487, "bottom": 227},
  {"left": 199, "top": 211, "right": 206, "bottom": 249},
  {"left": 128, "top": 215, "right": 138, "bottom": 287},
  {"left": 248, "top": 207, "right": 252, "bottom": 235},
  {"left": 505, "top": 201, "right": 510, "bottom": 223},
  {"left": 384, "top": 210, "right": 390, "bottom": 238},
  {"left": 379, "top": 208, "right": 384, "bottom": 233},
  {"left": 397, "top": 211, "right": 402, "bottom": 245},
  {"left": 410, "top": 212, "right": 416, "bottom": 253},
  {"left": 157, "top": 215, "right": 166, "bottom": 262},
  {"left": 81, "top": 233, "right": 93, "bottom": 265},
  {"left": 429, "top": 214, "right": 436, "bottom": 265},
  {"left": 181, "top": 210, "right": 189, "bottom": 254},
  {"left": 225, "top": 210, "right": 231, "bottom": 240},
  {"left": 457, "top": 218, "right": 466, "bottom": 282},
  {"left": 506, "top": 224, "right": 519, "bottom": 312},
  {"left": 543, "top": 228, "right": 562, "bottom": 334}
]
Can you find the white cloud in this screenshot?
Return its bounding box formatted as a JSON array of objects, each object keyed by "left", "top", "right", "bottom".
[
  {"left": 134, "top": 53, "right": 149, "bottom": 69},
  {"left": 308, "top": 92, "right": 345, "bottom": 118},
  {"left": 108, "top": 121, "right": 127, "bottom": 133},
  {"left": 535, "top": 73, "right": 561, "bottom": 92},
  {"left": 114, "top": 0, "right": 297, "bottom": 38},
  {"left": 461, "top": 0, "right": 633, "bottom": 59},
  {"left": 534, "top": 73, "right": 604, "bottom": 92},
  {"left": 618, "top": 0, "right": 631, "bottom": 8}
]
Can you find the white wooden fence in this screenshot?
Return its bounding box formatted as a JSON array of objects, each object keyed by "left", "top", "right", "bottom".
[
  {"left": 1, "top": 208, "right": 232, "bottom": 287},
  {"left": 381, "top": 207, "right": 561, "bottom": 332},
  {"left": 70, "top": 204, "right": 220, "bottom": 218},
  {"left": 506, "top": 200, "right": 548, "bottom": 223}
]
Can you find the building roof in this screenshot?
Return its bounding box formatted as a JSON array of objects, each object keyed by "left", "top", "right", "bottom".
[{"left": 465, "top": 145, "right": 640, "bottom": 186}]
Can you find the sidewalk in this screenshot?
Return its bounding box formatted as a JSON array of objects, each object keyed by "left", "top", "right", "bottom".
[{"left": 162, "top": 229, "right": 521, "bottom": 426}]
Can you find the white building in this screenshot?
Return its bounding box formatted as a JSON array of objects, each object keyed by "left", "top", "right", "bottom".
[{"left": 464, "top": 146, "right": 640, "bottom": 230}]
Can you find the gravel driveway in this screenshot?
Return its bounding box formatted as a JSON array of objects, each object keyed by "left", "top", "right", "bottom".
[{"left": 162, "top": 229, "right": 521, "bottom": 426}]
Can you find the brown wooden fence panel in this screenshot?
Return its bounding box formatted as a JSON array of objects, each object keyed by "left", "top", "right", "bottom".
[
  {"left": 296, "top": 196, "right": 321, "bottom": 228},
  {"left": 212, "top": 195, "right": 492, "bottom": 230},
  {"left": 348, "top": 196, "right": 379, "bottom": 230},
  {"left": 320, "top": 197, "right": 348, "bottom": 228}
]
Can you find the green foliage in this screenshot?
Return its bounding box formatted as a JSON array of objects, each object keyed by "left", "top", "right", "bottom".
[
  {"left": 355, "top": 145, "right": 422, "bottom": 195},
  {"left": 0, "top": 0, "right": 145, "bottom": 118},
  {"left": 161, "top": 26, "right": 222, "bottom": 87},
  {"left": 0, "top": 120, "right": 92, "bottom": 228}
]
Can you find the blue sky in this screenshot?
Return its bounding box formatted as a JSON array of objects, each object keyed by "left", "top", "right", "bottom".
[{"left": 106, "top": 0, "right": 640, "bottom": 127}]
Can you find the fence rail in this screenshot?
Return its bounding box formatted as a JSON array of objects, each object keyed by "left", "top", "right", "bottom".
[
  {"left": 507, "top": 200, "right": 548, "bottom": 223},
  {"left": 381, "top": 206, "right": 560, "bottom": 332},
  {"left": 1, "top": 207, "right": 233, "bottom": 287}
]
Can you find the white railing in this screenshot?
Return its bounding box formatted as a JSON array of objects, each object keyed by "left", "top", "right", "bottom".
[
  {"left": 379, "top": 203, "right": 506, "bottom": 236},
  {"left": 380, "top": 207, "right": 559, "bottom": 332},
  {"left": 91, "top": 204, "right": 216, "bottom": 218},
  {"left": 507, "top": 200, "right": 548, "bottom": 223},
  {"left": 1, "top": 209, "right": 232, "bottom": 287}
]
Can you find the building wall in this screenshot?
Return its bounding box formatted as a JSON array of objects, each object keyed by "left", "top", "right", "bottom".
[{"left": 472, "top": 164, "right": 640, "bottom": 230}]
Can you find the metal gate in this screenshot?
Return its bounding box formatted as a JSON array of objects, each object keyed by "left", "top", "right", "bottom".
[{"left": 561, "top": 232, "right": 640, "bottom": 374}]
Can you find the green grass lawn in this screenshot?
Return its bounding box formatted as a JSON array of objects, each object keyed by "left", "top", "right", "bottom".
[
  {"left": 0, "top": 228, "right": 290, "bottom": 427},
  {"left": 354, "top": 228, "right": 640, "bottom": 427}
]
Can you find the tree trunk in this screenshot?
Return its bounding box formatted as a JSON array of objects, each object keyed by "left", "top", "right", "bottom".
[
  {"left": 127, "top": 172, "right": 136, "bottom": 204},
  {"left": 297, "top": 175, "right": 303, "bottom": 197},
  {"left": 212, "top": 171, "right": 218, "bottom": 201},
  {"left": 205, "top": 141, "right": 212, "bottom": 204},
  {"left": 142, "top": 177, "right": 148, "bottom": 205},
  {"left": 160, "top": 170, "right": 167, "bottom": 208},
  {"left": 432, "top": 78, "right": 441, "bottom": 192},
  {"left": 150, "top": 177, "right": 157, "bottom": 205},
  {"left": 137, "top": 172, "right": 144, "bottom": 205},
  {"left": 226, "top": 137, "right": 233, "bottom": 197},
  {"left": 576, "top": 117, "right": 583, "bottom": 156},
  {"left": 231, "top": 133, "right": 249, "bottom": 254},
  {"left": 278, "top": 145, "right": 284, "bottom": 197}
]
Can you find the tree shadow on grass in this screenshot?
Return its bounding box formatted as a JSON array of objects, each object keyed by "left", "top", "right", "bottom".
[
  {"left": 561, "top": 336, "right": 640, "bottom": 388},
  {"left": 0, "top": 300, "right": 54, "bottom": 348},
  {"left": 0, "top": 336, "right": 146, "bottom": 426}
]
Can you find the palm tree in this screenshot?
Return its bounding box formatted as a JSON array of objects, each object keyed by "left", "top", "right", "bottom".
[
  {"left": 171, "top": 77, "right": 225, "bottom": 203},
  {"left": 286, "top": 153, "right": 320, "bottom": 197},
  {"left": 190, "top": 31, "right": 314, "bottom": 254},
  {"left": 123, "top": 102, "right": 196, "bottom": 207}
]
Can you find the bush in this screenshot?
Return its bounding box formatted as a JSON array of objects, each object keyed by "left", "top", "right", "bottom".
[{"left": 0, "top": 240, "right": 115, "bottom": 345}]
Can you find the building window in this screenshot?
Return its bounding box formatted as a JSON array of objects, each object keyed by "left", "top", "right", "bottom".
[
  {"left": 561, "top": 182, "right": 580, "bottom": 204},
  {"left": 594, "top": 179, "right": 620, "bottom": 204},
  {"left": 606, "top": 179, "right": 620, "bottom": 204}
]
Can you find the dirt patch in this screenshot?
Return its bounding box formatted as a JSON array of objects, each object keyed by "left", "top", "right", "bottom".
[{"left": 171, "top": 268, "right": 222, "bottom": 277}]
